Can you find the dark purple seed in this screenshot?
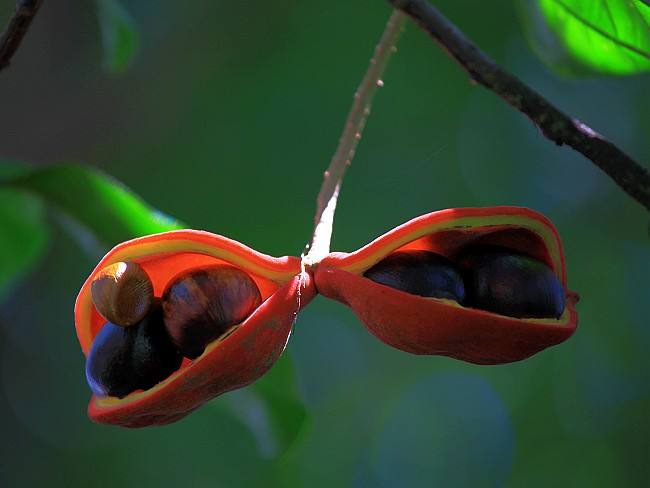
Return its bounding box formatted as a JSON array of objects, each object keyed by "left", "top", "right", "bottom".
[
  {"left": 458, "top": 247, "right": 565, "bottom": 319},
  {"left": 85, "top": 304, "right": 182, "bottom": 398},
  {"left": 162, "top": 265, "right": 262, "bottom": 359},
  {"left": 363, "top": 250, "right": 465, "bottom": 303}
]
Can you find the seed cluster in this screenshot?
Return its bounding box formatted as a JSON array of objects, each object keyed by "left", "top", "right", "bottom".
[
  {"left": 364, "top": 247, "right": 565, "bottom": 319},
  {"left": 85, "top": 262, "right": 262, "bottom": 398},
  {"left": 85, "top": 246, "right": 565, "bottom": 399}
]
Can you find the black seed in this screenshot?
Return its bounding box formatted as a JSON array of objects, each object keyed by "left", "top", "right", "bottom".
[
  {"left": 458, "top": 247, "right": 565, "bottom": 319},
  {"left": 363, "top": 250, "right": 466, "bottom": 303},
  {"left": 85, "top": 304, "right": 183, "bottom": 398}
]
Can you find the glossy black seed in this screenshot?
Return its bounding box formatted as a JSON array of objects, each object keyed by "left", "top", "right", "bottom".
[
  {"left": 363, "top": 250, "right": 466, "bottom": 303},
  {"left": 458, "top": 247, "right": 565, "bottom": 319},
  {"left": 85, "top": 304, "right": 182, "bottom": 398}
]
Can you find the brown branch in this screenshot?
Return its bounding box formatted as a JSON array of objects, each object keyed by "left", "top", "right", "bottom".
[
  {"left": 0, "top": 0, "right": 43, "bottom": 73},
  {"left": 389, "top": 0, "right": 650, "bottom": 212}
]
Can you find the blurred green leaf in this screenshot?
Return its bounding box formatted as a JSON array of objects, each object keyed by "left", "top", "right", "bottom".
[
  {"left": 522, "top": 0, "right": 650, "bottom": 76},
  {"left": 223, "top": 354, "right": 308, "bottom": 458},
  {"left": 0, "top": 164, "right": 49, "bottom": 301},
  {"left": 249, "top": 353, "right": 309, "bottom": 453},
  {"left": 0, "top": 161, "right": 31, "bottom": 180},
  {"left": 0, "top": 189, "right": 48, "bottom": 301},
  {"left": 5, "top": 164, "right": 182, "bottom": 247},
  {"left": 0, "top": 163, "right": 307, "bottom": 456},
  {"left": 96, "top": 0, "right": 139, "bottom": 74}
]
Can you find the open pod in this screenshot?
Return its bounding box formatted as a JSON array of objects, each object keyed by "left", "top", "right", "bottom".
[
  {"left": 315, "top": 207, "right": 579, "bottom": 365},
  {"left": 75, "top": 230, "right": 316, "bottom": 427}
]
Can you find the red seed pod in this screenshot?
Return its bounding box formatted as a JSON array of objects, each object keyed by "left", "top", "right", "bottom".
[
  {"left": 314, "top": 207, "right": 579, "bottom": 365},
  {"left": 75, "top": 230, "right": 315, "bottom": 427}
]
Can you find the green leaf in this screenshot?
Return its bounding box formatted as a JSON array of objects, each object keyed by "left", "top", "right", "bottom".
[
  {"left": 0, "top": 163, "right": 308, "bottom": 456},
  {"left": 5, "top": 164, "right": 182, "bottom": 248},
  {"left": 96, "top": 0, "right": 139, "bottom": 74},
  {"left": 522, "top": 0, "right": 650, "bottom": 76},
  {"left": 0, "top": 163, "right": 49, "bottom": 301},
  {"left": 253, "top": 353, "right": 308, "bottom": 451},
  {"left": 223, "top": 353, "right": 309, "bottom": 458},
  {"left": 0, "top": 188, "right": 48, "bottom": 301}
]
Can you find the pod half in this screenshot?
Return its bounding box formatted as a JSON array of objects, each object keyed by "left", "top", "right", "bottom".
[
  {"left": 315, "top": 207, "right": 578, "bottom": 365},
  {"left": 75, "top": 230, "right": 315, "bottom": 427}
]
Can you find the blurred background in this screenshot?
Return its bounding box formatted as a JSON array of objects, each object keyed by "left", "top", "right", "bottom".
[{"left": 0, "top": 0, "right": 649, "bottom": 486}]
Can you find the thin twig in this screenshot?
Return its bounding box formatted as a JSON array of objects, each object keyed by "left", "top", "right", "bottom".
[
  {"left": 389, "top": 0, "right": 650, "bottom": 212},
  {"left": 304, "top": 10, "right": 406, "bottom": 265},
  {"left": 0, "top": 0, "right": 43, "bottom": 73}
]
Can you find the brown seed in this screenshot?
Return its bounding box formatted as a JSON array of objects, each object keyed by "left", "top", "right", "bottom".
[
  {"left": 162, "top": 264, "right": 262, "bottom": 359},
  {"left": 91, "top": 261, "right": 154, "bottom": 327}
]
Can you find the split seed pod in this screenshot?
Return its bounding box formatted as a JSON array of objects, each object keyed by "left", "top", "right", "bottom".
[
  {"left": 314, "top": 207, "right": 579, "bottom": 365},
  {"left": 75, "top": 230, "right": 315, "bottom": 427}
]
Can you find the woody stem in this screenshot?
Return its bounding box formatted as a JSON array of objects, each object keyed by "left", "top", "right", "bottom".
[
  {"left": 0, "top": 0, "right": 43, "bottom": 73},
  {"left": 304, "top": 9, "right": 406, "bottom": 265},
  {"left": 388, "top": 0, "right": 650, "bottom": 213}
]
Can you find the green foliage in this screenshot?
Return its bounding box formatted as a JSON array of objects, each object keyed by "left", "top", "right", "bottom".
[
  {"left": 96, "top": 0, "right": 139, "bottom": 74},
  {"left": 1, "top": 1, "right": 649, "bottom": 486},
  {"left": 0, "top": 188, "right": 48, "bottom": 301},
  {"left": 523, "top": 0, "right": 650, "bottom": 76},
  {"left": 251, "top": 353, "right": 309, "bottom": 452},
  {"left": 223, "top": 354, "right": 308, "bottom": 458},
  {"left": 7, "top": 164, "right": 182, "bottom": 246},
  {"left": 0, "top": 163, "right": 307, "bottom": 456},
  {"left": 0, "top": 163, "right": 47, "bottom": 300}
]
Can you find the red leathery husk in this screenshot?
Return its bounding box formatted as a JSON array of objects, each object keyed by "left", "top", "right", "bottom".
[
  {"left": 75, "top": 230, "right": 315, "bottom": 427},
  {"left": 315, "top": 207, "right": 578, "bottom": 365}
]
